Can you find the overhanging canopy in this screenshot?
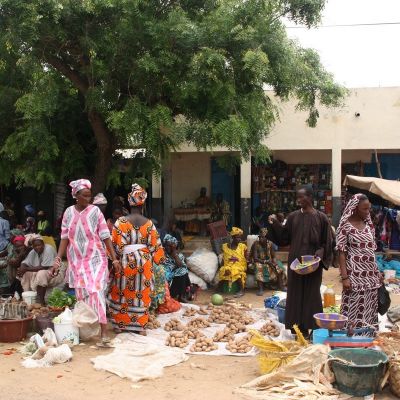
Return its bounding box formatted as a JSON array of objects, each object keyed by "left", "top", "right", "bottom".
[{"left": 343, "top": 175, "right": 400, "bottom": 206}]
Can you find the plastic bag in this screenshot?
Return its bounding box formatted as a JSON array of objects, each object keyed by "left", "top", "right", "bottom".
[
  {"left": 72, "top": 301, "right": 100, "bottom": 340},
  {"left": 378, "top": 285, "right": 391, "bottom": 315},
  {"left": 186, "top": 248, "right": 218, "bottom": 284},
  {"left": 157, "top": 284, "right": 181, "bottom": 314}
]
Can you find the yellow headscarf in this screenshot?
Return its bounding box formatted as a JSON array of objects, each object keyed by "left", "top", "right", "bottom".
[{"left": 230, "top": 227, "right": 243, "bottom": 236}]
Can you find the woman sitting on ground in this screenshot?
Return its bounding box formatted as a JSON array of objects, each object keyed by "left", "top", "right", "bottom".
[
  {"left": 6, "top": 234, "right": 27, "bottom": 294},
  {"left": 18, "top": 235, "right": 65, "bottom": 305},
  {"left": 250, "top": 228, "right": 284, "bottom": 295},
  {"left": 163, "top": 234, "right": 191, "bottom": 302},
  {"left": 218, "top": 227, "right": 248, "bottom": 297}
]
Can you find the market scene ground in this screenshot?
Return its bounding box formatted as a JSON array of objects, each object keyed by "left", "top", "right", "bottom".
[{"left": 0, "top": 269, "right": 398, "bottom": 400}]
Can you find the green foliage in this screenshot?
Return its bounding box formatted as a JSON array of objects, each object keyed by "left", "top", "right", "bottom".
[{"left": 0, "top": 0, "right": 345, "bottom": 190}]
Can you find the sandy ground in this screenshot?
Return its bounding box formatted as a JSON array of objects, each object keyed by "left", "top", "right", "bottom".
[{"left": 1, "top": 268, "right": 398, "bottom": 400}]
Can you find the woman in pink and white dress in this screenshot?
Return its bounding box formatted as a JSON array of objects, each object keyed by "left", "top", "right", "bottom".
[{"left": 51, "top": 179, "right": 121, "bottom": 344}]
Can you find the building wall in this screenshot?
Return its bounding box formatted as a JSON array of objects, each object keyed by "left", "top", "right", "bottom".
[
  {"left": 170, "top": 152, "right": 211, "bottom": 207},
  {"left": 265, "top": 87, "right": 400, "bottom": 150}
]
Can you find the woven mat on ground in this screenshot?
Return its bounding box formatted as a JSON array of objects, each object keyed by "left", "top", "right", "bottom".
[{"left": 235, "top": 344, "right": 352, "bottom": 400}]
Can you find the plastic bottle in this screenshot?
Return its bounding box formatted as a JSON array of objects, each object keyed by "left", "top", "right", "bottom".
[{"left": 323, "top": 285, "right": 336, "bottom": 308}]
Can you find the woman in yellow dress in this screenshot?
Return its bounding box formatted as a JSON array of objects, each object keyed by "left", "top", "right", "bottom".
[{"left": 218, "top": 227, "right": 248, "bottom": 297}]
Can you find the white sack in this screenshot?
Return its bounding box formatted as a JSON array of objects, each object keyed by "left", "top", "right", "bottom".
[
  {"left": 22, "top": 344, "right": 72, "bottom": 368},
  {"left": 247, "top": 235, "right": 259, "bottom": 250},
  {"left": 72, "top": 301, "right": 100, "bottom": 340},
  {"left": 188, "top": 271, "right": 207, "bottom": 290},
  {"left": 187, "top": 248, "right": 218, "bottom": 284}
]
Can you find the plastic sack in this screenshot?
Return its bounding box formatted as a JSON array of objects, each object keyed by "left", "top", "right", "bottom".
[
  {"left": 188, "top": 271, "right": 207, "bottom": 290},
  {"left": 22, "top": 344, "right": 72, "bottom": 368},
  {"left": 247, "top": 235, "right": 258, "bottom": 250},
  {"left": 72, "top": 301, "right": 100, "bottom": 340},
  {"left": 186, "top": 248, "right": 218, "bottom": 284},
  {"left": 157, "top": 284, "right": 181, "bottom": 314},
  {"left": 56, "top": 307, "right": 73, "bottom": 323}
]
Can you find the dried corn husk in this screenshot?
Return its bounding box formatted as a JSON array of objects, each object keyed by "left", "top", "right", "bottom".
[{"left": 249, "top": 330, "right": 306, "bottom": 374}]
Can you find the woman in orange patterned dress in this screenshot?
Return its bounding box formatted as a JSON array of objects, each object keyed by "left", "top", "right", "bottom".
[{"left": 108, "top": 184, "right": 164, "bottom": 334}]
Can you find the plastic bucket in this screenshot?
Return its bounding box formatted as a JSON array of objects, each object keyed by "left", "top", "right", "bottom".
[
  {"left": 329, "top": 348, "right": 388, "bottom": 397},
  {"left": 276, "top": 300, "right": 286, "bottom": 324},
  {"left": 384, "top": 270, "right": 396, "bottom": 280},
  {"left": 54, "top": 322, "right": 79, "bottom": 345},
  {"left": 0, "top": 317, "right": 33, "bottom": 342},
  {"left": 22, "top": 291, "right": 37, "bottom": 305}
]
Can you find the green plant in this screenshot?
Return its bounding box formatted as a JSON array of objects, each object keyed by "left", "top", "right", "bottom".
[{"left": 47, "top": 288, "right": 76, "bottom": 309}]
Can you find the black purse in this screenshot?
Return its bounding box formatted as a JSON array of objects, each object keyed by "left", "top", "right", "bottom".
[{"left": 378, "top": 285, "right": 391, "bottom": 315}]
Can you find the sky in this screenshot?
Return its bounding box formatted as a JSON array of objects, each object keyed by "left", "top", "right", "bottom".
[{"left": 285, "top": 0, "right": 400, "bottom": 88}]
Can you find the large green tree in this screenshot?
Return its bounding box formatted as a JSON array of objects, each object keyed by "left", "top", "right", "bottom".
[{"left": 0, "top": 0, "right": 345, "bottom": 192}]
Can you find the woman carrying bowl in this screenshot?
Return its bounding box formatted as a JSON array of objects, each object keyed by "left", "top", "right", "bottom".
[{"left": 336, "top": 194, "right": 382, "bottom": 331}]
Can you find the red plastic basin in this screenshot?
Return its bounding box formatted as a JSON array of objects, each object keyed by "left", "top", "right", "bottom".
[{"left": 0, "top": 317, "right": 33, "bottom": 342}]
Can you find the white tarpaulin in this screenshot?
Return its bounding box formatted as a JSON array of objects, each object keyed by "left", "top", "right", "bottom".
[{"left": 343, "top": 175, "right": 400, "bottom": 206}]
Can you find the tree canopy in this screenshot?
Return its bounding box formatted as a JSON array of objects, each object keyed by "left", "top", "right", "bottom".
[{"left": 0, "top": 0, "right": 345, "bottom": 192}]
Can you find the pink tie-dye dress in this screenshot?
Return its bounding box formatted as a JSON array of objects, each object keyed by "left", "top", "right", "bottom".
[{"left": 61, "top": 205, "right": 110, "bottom": 324}]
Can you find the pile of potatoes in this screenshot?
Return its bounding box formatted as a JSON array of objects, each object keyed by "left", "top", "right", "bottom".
[
  {"left": 190, "top": 337, "right": 218, "bottom": 353},
  {"left": 259, "top": 321, "right": 280, "bottom": 337},
  {"left": 208, "top": 306, "right": 233, "bottom": 324},
  {"left": 227, "top": 321, "right": 246, "bottom": 334},
  {"left": 28, "top": 303, "right": 51, "bottom": 317},
  {"left": 165, "top": 332, "right": 189, "bottom": 348},
  {"left": 164, "top": 318, "right": 185, "bottom": 332},
  {"left": 187, "top": 317, "right": 210, "bottom": 329},
  {"left": 197, "top": 307, "right": 208, "bottom": 315},
  {"left": 213, "top": 327, "right": 235, "bottom": 343},
  {"left": 146, "top": 314, "right": 161, "bottom": 330},
  {"left": 226, "top": 336, "right": 253, "bottom": 354},
  {"left": 182, "top": 308, "right": 197, "bottom": 318},
  {"left": 183, "top": 328, "right": 205, "bottom": 340}
]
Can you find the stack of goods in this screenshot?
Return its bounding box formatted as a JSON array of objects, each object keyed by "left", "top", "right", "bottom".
[{"left": 252, "top": 162, "right": 332, "bottom": 215}]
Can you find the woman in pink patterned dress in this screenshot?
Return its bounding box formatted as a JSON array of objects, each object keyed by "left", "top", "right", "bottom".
[
  {"left": 50, "top": 179, "right": 121, "bottom": 344},
  {"left": 336, "top": 194, "right": 382, "bottom": 330}
]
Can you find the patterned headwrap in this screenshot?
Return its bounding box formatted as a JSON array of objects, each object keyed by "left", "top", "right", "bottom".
[
  {"left": 259, "top": 227, "right": 269, "bottom": 237},
  {"left": 69, "top": 179, "right": 91, "bottom": 199},
  {"left": 128, "top": 184, "right": 147, "bottom": 207},
  {"left": 336, "top": 193, "right": 373, "bottom": 239},
  {"left": 25, "top": 233, "right": 43, "bottom": 247},
  {"left": 12, "top": 235, "right": 25, "bottom": 245},
  {"left": 230, "top": 227, "right": 243, "bottom": 236},
  {"left": 163, "top": 234, "right": 178, "bottom": 246},
  {"left": 93, "top": 193, "right": 108, "bottom": 205}
]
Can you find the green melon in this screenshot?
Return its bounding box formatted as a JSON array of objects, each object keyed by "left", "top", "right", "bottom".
[{"left": 211, "top": 293, "right": 224, "bottom": 306}]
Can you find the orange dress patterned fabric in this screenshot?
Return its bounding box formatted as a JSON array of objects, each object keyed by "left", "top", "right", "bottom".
[{"left": 109, "top": 218, "right": 164, "bottom": 332}]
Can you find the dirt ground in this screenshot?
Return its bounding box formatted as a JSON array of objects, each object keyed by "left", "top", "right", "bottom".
[{"left": 0, "top": 268, "right": 398, "bottom": 400}]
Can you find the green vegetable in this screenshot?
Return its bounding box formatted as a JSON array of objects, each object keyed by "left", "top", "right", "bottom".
[
  {"left": 47, "top": 288, "right": 76, "bottom": 308},
  {"left": 323, "top": 305, "right": 340, "bottom": 314}
]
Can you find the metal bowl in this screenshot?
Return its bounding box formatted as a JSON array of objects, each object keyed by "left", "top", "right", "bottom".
[
  {"left": 314, "top": 313, "right": 348, "bottom": 330},
  {"left": 290, "top": 256, "right": 321, "bottom": 275}
]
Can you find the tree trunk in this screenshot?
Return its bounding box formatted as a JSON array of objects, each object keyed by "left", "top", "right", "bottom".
[{"left": 87, "top": 109, "right": 114, "bottom": 193}]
